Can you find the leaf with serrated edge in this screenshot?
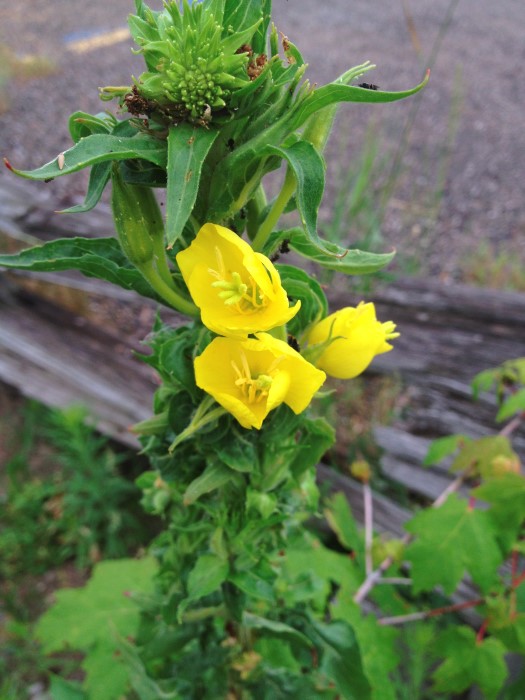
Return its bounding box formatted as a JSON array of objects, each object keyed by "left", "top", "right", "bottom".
[
  {"left": 404, "top": 494, "right": 503, "bottom": 594},
  {"left": 432, "top": 626, "right": 507, "bottom": 700},
  {"left": 36, "top": 559, "right": 157, "bottom": 700}
]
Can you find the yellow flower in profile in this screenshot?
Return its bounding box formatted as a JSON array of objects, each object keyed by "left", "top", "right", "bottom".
[
  {"left": 176, "top": 223, "right": 300, "bottom": 337},
  {"left": 305, "top": 303, "right": 399, "bottom": 380},
  {"left": 194, "top": 333, "right": 326, "bottom": 429}
]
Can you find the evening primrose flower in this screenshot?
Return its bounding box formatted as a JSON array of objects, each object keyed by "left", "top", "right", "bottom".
[
  {"left": 176, "top": 223, "right": 300, "bottom": 337},
  {"left": 305, "top": 303, "right": 399, "bottom": 379},
  {"left": 194, "top": 333, "right": 326, "bottom": 429}
]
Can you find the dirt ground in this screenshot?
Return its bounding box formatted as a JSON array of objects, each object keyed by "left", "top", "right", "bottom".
[{"left": 0, "top": 0, "right": 524, "bottom": 279}]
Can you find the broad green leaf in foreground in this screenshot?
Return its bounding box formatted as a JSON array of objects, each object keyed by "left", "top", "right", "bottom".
[
  {"left": 331, "top": 592, "right": 399, "bottom": 700},
  {"left": 312, "top": 619, "right": 372, "bottom": 700},
  {"left": 404, "top": 494, "right": 503, "bottom": 594},
  {"left": 165, "top": 124, "right": 219, "bottom": 247},
  {"left": 432, "top": 626, "right": 507, "bottom": 700},
  {"left": 36, "top": 558, "right": 157, "bottom": 700},
  {"left": 0, "top": 237, "right": 165, "bottom": 304}
]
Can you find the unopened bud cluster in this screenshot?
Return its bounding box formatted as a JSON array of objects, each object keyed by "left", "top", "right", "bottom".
[{"left": 129, "top": 0, "right": 254, "bottom": 121}]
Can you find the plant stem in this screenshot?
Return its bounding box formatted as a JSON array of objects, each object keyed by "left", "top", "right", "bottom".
[
  {"left": 169, "top": 398, "right": 226, "bottom": 452},
  {"left": 377, "top": 597, "right": 484, "bottom": 627},
  {"left": 364, "top": 481, "right": 373, "bottom": 576},
  {"left": 140, "top": 259, "right": 199, "bottom": 317},
  {"left": 252, "top": 168, "right": 296, "bottom": 252},
  {"left": 354, "top": 468, "right": 470, "bottom": 604},
  {"left": 500, "top": 413, "right": 524, "bottom": 437}
]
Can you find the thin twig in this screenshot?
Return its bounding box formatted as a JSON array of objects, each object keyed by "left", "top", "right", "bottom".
[
  {"left": 499, "top": 413, "right": 524, "bottom": 438},
  {"left": 353, "top": 470, "right": 469, "bottom": 605},
  {"left": 364, "top": 481, "right": 373, "bottom": 576},
  {"left": 378, "top": 598, "right": 484, "bottom": 627},
  {"left": 377, "top": 577, "right": 413, "bottom": 586}
]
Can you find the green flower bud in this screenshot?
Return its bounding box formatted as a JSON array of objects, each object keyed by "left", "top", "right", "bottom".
[{"left": 123, "top": 0, "right": 262, "bottom": 124}]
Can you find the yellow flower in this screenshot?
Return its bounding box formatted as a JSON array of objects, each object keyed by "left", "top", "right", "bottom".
[
  {"left": 305, "top": 303, "right": 399, "bottom": 379},
  {"left": 176, "top": 223, "right": 300, "bottom": 337},
  {"left": 194, "top": 333, "right": 326, "bottom": 429}
]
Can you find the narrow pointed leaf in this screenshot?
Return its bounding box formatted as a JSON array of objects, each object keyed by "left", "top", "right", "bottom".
[
  {"left": 58, "top": 162, "right": 111, "bottom": 214},
  {"left": 265, "top": 140, "right": 329, "bottom": 253},
  {"left": 0, "top": 237, "right": 164, "bottom": 304},
  {"left": 266, "top": 228, "right": 395, "bottom": 275},
  {"left": 291, "top": 71, "right": 430, "bottom": 130},
  {"left": 68, "top": 111, "right": 113, "bottom": 142},
  {"left": 7, "top": 133, "right": 168, "bottom": 181},
  {"left": 166, "top": 124, "right": 219, "bottom": 247}
]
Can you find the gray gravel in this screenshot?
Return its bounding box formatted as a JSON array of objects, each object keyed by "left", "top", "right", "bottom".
[{"left": 0, "top": 0, "right": 523, "bottom": 280}]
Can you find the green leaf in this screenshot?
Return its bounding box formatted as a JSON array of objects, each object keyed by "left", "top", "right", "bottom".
[
  {"left": 223, "top": 0, "right": 271, "bottom": 54},
  {"left": 58, "top": 162, "right": 111, "bottom": 214},
  {"left": 275, "top": 263, "right": 328, "bottom": 337},
  {"left": 404, "top": 494, "right": 503, "bottom": 594},
  {"left": 229, "top": 570, "right": 275, "bottom": 602},
  {"left": 68, "top": 111, "right": 113, "bottom": 143},
  {"left": 165, "top": 124, "right": 218, "bottom": 247},
  {"left": 159, "top": 330, "right": 200, "bottom": 398},
  {"left": 265, "top": 140, "right": 329, "bottom": 253},
  {"left": 288, "top": 416, "right": 335, "bottom": 479},
  {"left": 291, "top": 71, "right": 430, "bottom": 130},
  {"left": 432, "top": 626, "right": 507, "bottom": 700},
  {"left": 9, "top": 133, "right": 167, "bottom": 181},
  {"left": 216, "top": 430, "right": 257, "bottom": 473},
  {"left": 324, "top": 492, "right": 362, "bottom": 554},
  {"left": 451, "top": 435, "right": 519, "bottom": 477},
  {"left": 49, "top": 675, "right": 86, "bottom": 700},
  {"left": 267, "top": 228, "right": 395, "bottom": 275},
  {"left": 36, "top": 558, "right": 157, "bottom": 700},
  {"left": 330, "top": 595, "right": 399, "bottom": 700},
  {"left": 312, "top": 619, "right": 372, "bottom": 700},
  {"left": 471, "top": 367, "right": 498, "bottom": 398},
  {"left": 116, "top": 635, "right": 178, "bottom": 700},
  {"left": 0, "top": 237, "right": 165, "bottom": 303},
  {"left": 423, "top": 434, "right": 470, "bottom": 467},
  {"left": 243, "top": 612, "right": 313, "bottom": 648},
  {"left": 182, "top": 553, "right": 229, "bottom": 613},
  {"left": 496, "top": 387, "right": 525, "bottom": 422},
  {"left": 473, "top": 473, "right": 525, "bottom": 550},
  {"left": 183, "top": 462, "right": 234, "bottom": 505},
  {"left": 490, "top": 613, "right": 525, "bottom": 654}
]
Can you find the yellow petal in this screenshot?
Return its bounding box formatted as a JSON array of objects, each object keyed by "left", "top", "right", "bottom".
[{"left": 176, "top": 223, "right": 299, "bottom": 337}]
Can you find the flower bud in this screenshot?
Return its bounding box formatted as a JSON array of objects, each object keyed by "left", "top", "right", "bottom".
[{"left": 305, "top": 303, "right": 399, "bottom": 380}]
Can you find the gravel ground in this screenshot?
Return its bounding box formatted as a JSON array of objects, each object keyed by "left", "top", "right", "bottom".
[{"left": 0, "top": 0, "right": 523, "bottom": 280}]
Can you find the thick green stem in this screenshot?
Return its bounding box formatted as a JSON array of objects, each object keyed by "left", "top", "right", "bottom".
[
  {"left": 139, "top": 260, "right": 199, "bottom": 317},
  {"left": 252, "top": 168, "right": 296, "bottom": 252},
  {"left": 246, "top": 184, "right": 268, "bottom": 240}
]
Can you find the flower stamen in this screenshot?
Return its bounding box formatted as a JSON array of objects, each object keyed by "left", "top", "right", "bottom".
[{"left": 231, "top": 353, "right": 274, "bottom": 405}]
